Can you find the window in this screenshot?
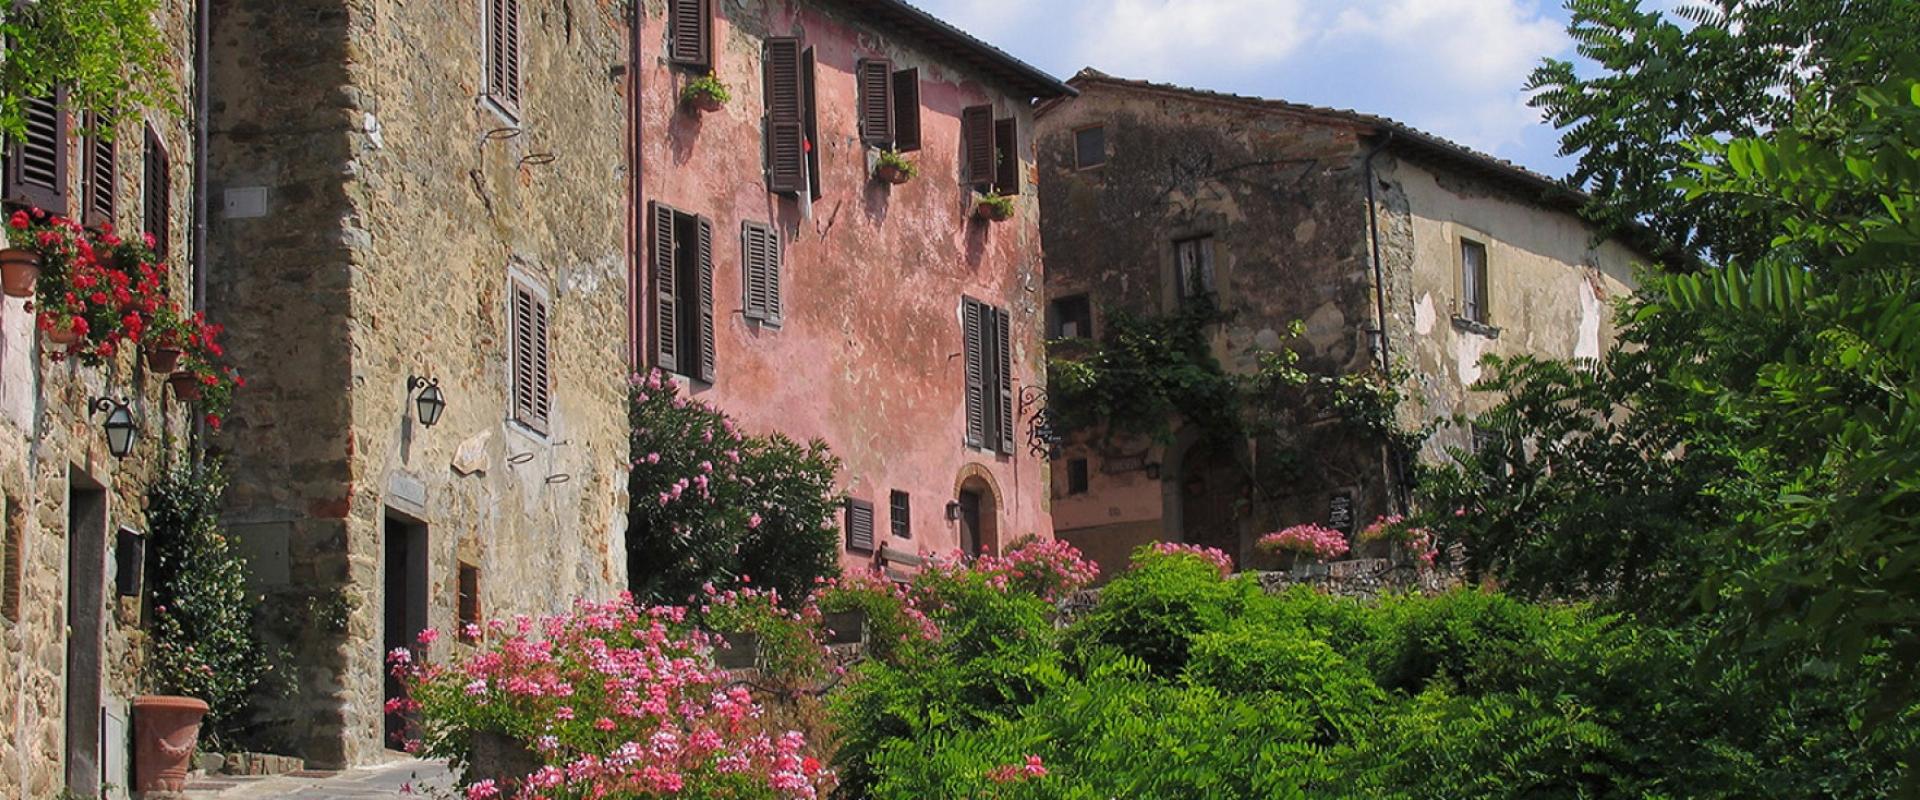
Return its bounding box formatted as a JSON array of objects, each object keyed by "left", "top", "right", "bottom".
[
  {"left": 1048, "top": 294, "right": 1092, "bottom": 340},
  {"left": 993, "top": 118, "right": 1019, "bottom": 195},
  {"left": 845, "top": 498, "right": 876, "bottom": 553},
  {"left": 650, "top": 202, "right": 716, "bottom": 382},
  {"left": 856, "top": 61, "right": 921, "bottom": 153},
  {"left": 144, "top": 125, "right": 170, "bottom": 261},
  {"left": 961, "top": 105, "right": 994, "bottom": 188},
  {"left": 510, "top": 279, "right": 551, "bottom": 432},
  {"left": 668, "top": 0, "right": 712, "bottom": 68},
  {"left": 1175, "top": 236, "right": 1216, "bottom": 306},
  {"left": 741, "top": 221, "right": 782, "bottom": 325},
  {"left": 1066, "top": 458, "right": 1089, "bottom": 495},
  {"left": 457, "top": 563, "right": 481, "bottom": 643},
  {"left": 1074, "top": 125, "right": 1106, "bottom": 170},
  {"left": 3, "top": 90, "right": 69, "bottom": 211},
  {"left": 963, "top": 297, "right": 1014, "bottom": 455},
  {"left": 802, "top": 47, "right": 822, "bottom": 200},
  {"left": 1459, "top": 238, "right": 1490, "bottom": 325},
  {"left": 889, "top": 490, "right": 910, "bottom": 540},
  {"left": 763, "top": 38, "right": 817, "bottom": 196},
  {"left": 1, "top": 497, "right": 20, "bottom": 624},
  {"left": 83, "top": 114, "right": 115, "bottom": 228},
  {"left": 484, "top": 0, "right": 523, "bottom": 116}
]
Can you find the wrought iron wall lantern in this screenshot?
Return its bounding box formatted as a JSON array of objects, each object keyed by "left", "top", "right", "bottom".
[
  {"left": 408, "top": 376, "right": 446, "bottom": 428},
  {"left": 90, "top": 397, "right": 136, "bottom": 459},
  {"left": 945, "top": 501, "right": 962, "bottom": 522}
]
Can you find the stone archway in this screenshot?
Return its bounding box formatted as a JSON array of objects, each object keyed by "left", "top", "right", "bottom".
[{"left": 952, "top": 465, "right": 1003, "bottom": 557}]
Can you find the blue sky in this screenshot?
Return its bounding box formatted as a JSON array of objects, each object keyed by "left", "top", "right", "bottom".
[{"left": 914, "top": 0, "right": 1604, "bottom": 178}]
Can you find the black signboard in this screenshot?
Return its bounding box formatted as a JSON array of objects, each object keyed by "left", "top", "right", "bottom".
[{"left": 1327, "top": 492, "right": 1355, "bottom": 534}]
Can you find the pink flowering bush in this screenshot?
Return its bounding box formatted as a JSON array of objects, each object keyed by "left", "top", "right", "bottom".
[
  {"left": 396, "top": 594, "right": 833, "bottom": 799},
  {"left": 958, "top": 536, "right": 1100, "bottom": 604},
  {"left": 815, "top": 571, "right": 941, "bottom": 666},
  {"left": 1358, "top": 515, "right": 1438, "bottom": 567},
  {"left": 627, "top": 371, "right": 843, "bottom": 605},
  {"left": 1257, "top": 523, "right": 1351, "bottom": 561},
  {"left": 1146, "top": 541, "right": 1236, "bottom": 576},
  {"left": 699, "top": 584, "right": 832, "bottom": 689}
]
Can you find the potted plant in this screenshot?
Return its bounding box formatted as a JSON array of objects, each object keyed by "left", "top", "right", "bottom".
[
  {"left": 681, "top": 72, "right": 730, "bottom": 113},
  {"left": 142, "top": 303, "right": 192, "bottom": 373},
  {"left": 1257, "top": 523, "right": 1350, "bottom": 576},
  {"left": 873, "top": 150, "right": 917, "bottom": 185},
  {"left": 131, "top": 695, "right": 210, "bottom": 792},
  {"left": 974, "top": 191, "right": 1015, "bottom": 222}
]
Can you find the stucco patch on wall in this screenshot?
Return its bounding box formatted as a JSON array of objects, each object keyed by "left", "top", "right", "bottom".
[
  {"left": 1413, "top": 291, "right": 1436, "bottom": 336},
  {"left": 1455, "top": 330, "right": 1492, "bottom": 386},
  {"left": 1575, "top": 273, "right": 1603, "bottom": 361}
]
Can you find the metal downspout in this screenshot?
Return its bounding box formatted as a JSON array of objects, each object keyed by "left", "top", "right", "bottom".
[{"left": 1362, "top": 131, "right": 1408, "bottom": 515}]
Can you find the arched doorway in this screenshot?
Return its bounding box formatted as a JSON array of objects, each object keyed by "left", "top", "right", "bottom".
[
  {"left": 1179, "top": 441, "right": 1245, "bottom": 566},
  {"left": 956, "top": 475, "right": 999, "bottom": 557}
]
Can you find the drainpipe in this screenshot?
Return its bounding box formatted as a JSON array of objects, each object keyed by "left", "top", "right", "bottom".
[
  {"left": 1361, "top": 130, "right": 1408, "bottom": 515},
  {"left": 192, "top": 0, "right": 209, "bottom": 311}
]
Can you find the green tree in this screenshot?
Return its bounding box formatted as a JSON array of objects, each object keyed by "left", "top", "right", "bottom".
[{"left": 0, "top": 0, "right": 175, "bottom": 142}]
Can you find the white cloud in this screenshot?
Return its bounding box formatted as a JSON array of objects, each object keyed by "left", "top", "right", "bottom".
[
  {"left": 1066, "top": 0, "right": 1313, "bottom": 78},
  {"left": 1329, "top": 0, "right": 1565, "bottom": 88}
]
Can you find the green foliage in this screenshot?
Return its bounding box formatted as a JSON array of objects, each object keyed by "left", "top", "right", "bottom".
[
  {"left": 874, "top": 149, "right": 918, "bottom": 179},
  {"left": 146, "top": 460, "right": 276, "bottom": 750},
  {"left": 626, "top": 371, "right": 843, "bottom": 605},
  {"left": 1067, "top": 546, "right": 1260, "bottom": 676},
  {"left": 681, "top": 71, "right": 730, "bottom": 106},
  {"left": 1047, "top": 305, "right": 1237, "bottom": 442},
  {"left": 0, "top": 0, "right": 175, "bottom": 143}
]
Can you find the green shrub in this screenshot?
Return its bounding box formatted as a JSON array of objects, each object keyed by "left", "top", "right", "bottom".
[
  {"left": 1184, "top": 622, "right": 1384, "bottom": 742},
  {"left": 1069, "top": 545, "right": 1261, "bottom": 676}
]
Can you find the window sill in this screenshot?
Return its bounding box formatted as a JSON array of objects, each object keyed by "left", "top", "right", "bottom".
[
  {"left": 1451, "top": 316, "right": 1501, "bottom": 339},
  {"left": 478, "top": 94, "right": 521, "bottom": 129}
]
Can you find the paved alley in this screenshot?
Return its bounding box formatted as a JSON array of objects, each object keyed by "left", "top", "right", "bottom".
[{"left": 182, "top": 759, "right": 454, "bottom": 799}]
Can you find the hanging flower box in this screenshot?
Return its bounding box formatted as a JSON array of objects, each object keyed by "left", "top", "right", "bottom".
[
  {"left": 873, "top": 150, "right": 917, "bottom": 185},
  {"left": 168, "top": 372, "right": 203, "bottom": 402},
  {"left": 974, "top": 192, "right": 1015, "bottom": 222},
  {"left": 681, "top": 73, "right": 730, "bottom": 114},
  {"left": 0, "top": 247, "right": 39, "bottom": 298}
]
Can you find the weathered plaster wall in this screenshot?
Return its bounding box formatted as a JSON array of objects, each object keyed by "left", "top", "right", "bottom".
[
  {"left": 633, "top": 0, "right": 1053, "bottom": 563},
  {"left": 1035, "top": 84, "right": 1388, "bottom": 575},
  {"left": 1375, "top": 156, "right": 1640, "bottom": 458},
  {"left": 210, "top": 0, "right": 632, "bottom": 767},
  {"left": 0, "top": 1, "right": 200, "bottom": 796}
]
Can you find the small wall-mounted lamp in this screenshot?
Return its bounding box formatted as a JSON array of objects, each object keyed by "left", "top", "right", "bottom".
[
  {"left": 90, "top": 397, "right": 137, "bottom": 459},
  {"left": 945, "top": 501, "right": 962, "bottom": 522},
  {"left": 1144, "top": 463, "right": 1162, "bottom": 480},
  {"left": 408, "top": 376, "right": 446, "bottom": 428}
]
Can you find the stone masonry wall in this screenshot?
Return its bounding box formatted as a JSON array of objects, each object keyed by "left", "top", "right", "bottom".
[{"left": 0, "top": 0, "right": 201, "bottom": 796}]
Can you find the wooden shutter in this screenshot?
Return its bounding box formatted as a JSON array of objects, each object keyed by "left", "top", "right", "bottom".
[
  {"left": 961, "top": 105, "right": 994, "bottom": 188},
  {"left": 143, "top": 125, "right": 170, "bottom": 260},
  {"left": 857, "top": 58, "right": 894, "bottom": 147},
  {"left": 892, "top": 69, "right": 921, "bottom": 152},
  {"left": 488, "top": 0, "right": 522, "bottom": 110},
  {"left": 696, "top": 215, "right": 717, "bottom": 383},
  {"left": 457, "top": 564, "right": 481, "bottom": 642},
  {"left": 652, "top": 202, "right": 680, "bottom": 373},
  {"left": 741, "top": 221, "right": 781, "bottom": 325},
  {"left": 802, "top": 47, "right": 822, "bottom": 201},
  {"left": 512, "top": 282, "right": 551, "bottom": 432},
  {"left": 963, "top": 298, "right": 986, "bottom": 449},
  {"left": 669, "top": 0, "right": 712, "bottom": 67},
  {"left": 994, "top": 306, "right": 1015, "bottom": 454},
  {"left": 993, "top": 118, "right": 1019, "bottom": 196},
  {"left": 845, "top": 498, "right": 876, "bottom": 553},
  {"left": 763, "top": 38, "right": 805, "bottom": 194},
  {"left": 83, "top": 115, "right": 115, "bottom": 228},
  {"left": 4, "top": 91, "right": 69, "bottom": 211}
]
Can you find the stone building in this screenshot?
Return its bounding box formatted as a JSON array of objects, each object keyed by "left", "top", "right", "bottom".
[
  {"left": 1036, "top": 70, "right": 1645, "bottom": 579},
  {"left": 631, "top": 0, "right": 1070, "bottom": 575},
  {"left": 0, "top": 1, "right": 204, "bottom": 796},
  {"left": 205, "top": 0, "right": 635, "bottom": 769}
]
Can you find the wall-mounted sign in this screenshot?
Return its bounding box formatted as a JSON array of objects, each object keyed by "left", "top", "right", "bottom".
[{"left": 1327, "top": 492, "right": 1355, "bottom": 534}]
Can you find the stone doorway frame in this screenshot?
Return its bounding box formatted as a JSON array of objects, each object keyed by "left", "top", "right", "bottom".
[{"left": 65, "top": 467, "right": 110, "bottom": 797}]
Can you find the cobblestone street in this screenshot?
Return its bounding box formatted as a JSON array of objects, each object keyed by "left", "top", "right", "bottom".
[{"left": 182, "top": 759, "right": 454, "bottom": 799}]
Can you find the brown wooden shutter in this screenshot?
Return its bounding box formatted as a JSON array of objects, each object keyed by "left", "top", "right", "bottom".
[
  {"left": 994, "top": 118, "right": 1019, "bottom": 196},
  {"left": 892, "top": 69, "right": 921, "bottom": 152},
  {"left": 857, "top": 58, "right": 894, "bottom": 147},
  {"left": 961, "top": 105, "right": 994, "bottom": 188},
  {"left": 845, "top": 498, "right": 876, "bottom": 553},
  {"left": 143, "top": 125, "right": 170, "bottom": 260},
  {"left": 763, "top": 38, "right": 805, "bottom": 195},
  {"left": 763, "top": 225, "right": 781, "bottom": 325},
  {"left": 741, "top": 221, "right": 781, "bottom": 324},
  {"left": 652, "top": 202, "right": 680, "bottom": 374},
  {"left": 83, "top": 115, "right": 115, "bottom": 228},
  {"left": 488, "top": 0, "right": 521, "bottom": 109},
  {"left": 511, "top": 283, "right": 541, "bottom": 430},
  {"left": 5, "top": 91, "right": 69, "bottom": 211},
  {"left": 994, "top": 305, "right": 1014, "bottom": 454},
  {"left": 963, "top": 298, "right": 986, "bottom": 449},
  {"left": 802, "top": 47, "right": 822, "bottom": 201},
  {"left": 669, "top": 0, "right": 711, "bottom": 67},
  {"left": 532, "top": 294, "right": 551, "bottom": 426},
  {"left": 696, "top": 215, "right": 717, "bottom": 383}
]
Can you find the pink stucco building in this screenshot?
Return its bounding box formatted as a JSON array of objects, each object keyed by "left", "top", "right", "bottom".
[{"left": 630, "top": 0, "right": 1073, "bottom": 573}]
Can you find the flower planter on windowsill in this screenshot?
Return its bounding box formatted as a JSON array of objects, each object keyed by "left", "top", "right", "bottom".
[
  {"left": 169, "top": 372, "right": 204, "bottom": 402},
  {"left": 874, "top": 163, "right": 913, "bottom": 185},
  {"left": 974, "top": 199, "right": 1014, "bottom": 222},
  {"left": 0, "top": 248, "right": 40, "bottom": 298},
  {"left": 687, "top": 94, "right": 725, "bottom": 114}
]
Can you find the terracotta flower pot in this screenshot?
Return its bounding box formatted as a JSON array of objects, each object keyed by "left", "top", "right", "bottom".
[
  {"left": 45, "top": 319, "right": 83, "bottom": 346},
  {"left": 144, "top": 345, "right": 185, "bottom": 374},
  {"left": 875, "top": 163, "right": 912, "bottom": 185},
  {"left": 0, "top": 248, "right": 40, "bottom": 298},
  {"left": 132, "top": 695, "right": 208, "bottom": 793},
  {"left": 974, "top": 201, "right": 1013, "bottom": 222},
  {"left": 689, "top": 94, "right": 724, "bottom": 113},
  {"left": 169, "top": 372, "right": 204, "bottom": 402}
]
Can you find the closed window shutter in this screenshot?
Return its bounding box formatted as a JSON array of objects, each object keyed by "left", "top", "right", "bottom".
[
  {"left": 763, "top": 225, "right": 782, "bottom": 325},
  {"left": 487, "top": 0, "right": 522, "bottom": 110},
  {"left": 995, "top": 306, "right": 1015, "bottom": 454},
  {"left": 84, "top": 114, "right": 115, "bottom": 228},
  {"left": 5, "top": 91, "right": 69, "bottom": 211},
  {"left": 696, "top": 215, "right": 717, "bottom": 383},
  {"left": 802, "top": 47, "right": 822, "bottom": 201},
  {"left": 763, "top": 38, "right": 805, "bottom": 194},
  {"left": 144, "top": 126, "right": 170, "bottom": 261},
  {"left": 961, "top": 105, "right": 994, "bottom": 188},
  {"left": 993, "top": 118, "right": 1019, "bottom": 196},
  {"left": 845, "top": 498, "right": 876, "bottom": 553},
  {"left": 857, "top": 58, "right": 893, "bottom": 147},
  {"left": 892, "top": 69, "right": 921, "bottom": 152},
  {"left": 963, "top": 298, "right": 986, "bottom": 449},
  {"left": 669, "top": 0, "right": 712, "bottom": 67},
  {"left": 511, "top": 284, "right": 538, "bottom": 429},
  {"left": 741, "top": 221, "right": 781, "bottom": 324},
  {"left": 652, "top": 202, "right": 680, "bottom": 373},
  {"left": 532, "top": 294, "right": 551, "bottom": 426}
]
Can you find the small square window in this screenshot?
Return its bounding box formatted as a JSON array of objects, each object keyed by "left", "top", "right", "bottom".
[
  {"left": 1460, "top": 239, "right": 1489, "bottom": 325},
  {"left": 1074, "top": 126, "right": 1106, "bottom": 170},
  {"left": 889, "top": 490, "right": 911, "bottom": 540},
  {"left": 1048, "top": 294, "right": 1093, "bottom": 340},
  {"left": 1066, "top": 459, "right": 1089, "bottom": 495}
]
